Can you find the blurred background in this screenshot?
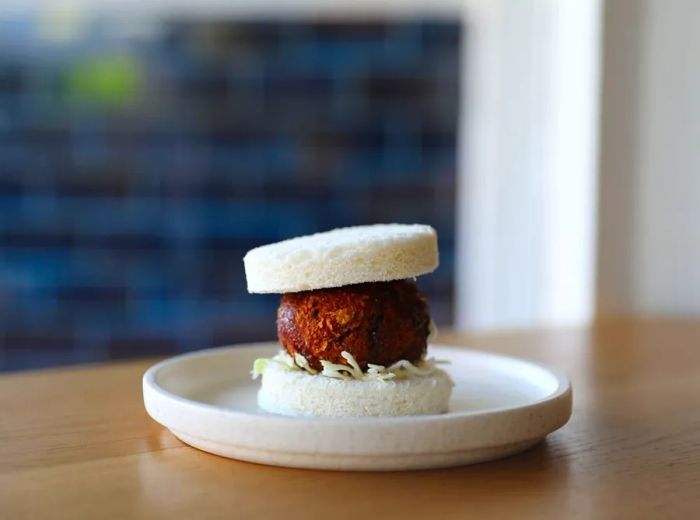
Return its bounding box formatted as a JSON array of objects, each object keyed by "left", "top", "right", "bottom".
[{"left": 0, "top": 0, "right": 697, "bottom": 371}]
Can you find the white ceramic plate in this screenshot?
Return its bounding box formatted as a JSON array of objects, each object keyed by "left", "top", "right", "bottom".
[{"left": 143, "top": 343, "right": 572, "bottom": 471}]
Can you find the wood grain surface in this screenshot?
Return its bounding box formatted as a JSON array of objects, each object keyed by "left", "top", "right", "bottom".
[{"left": 1, "top": 318, "right": 699, "bottom": 519}]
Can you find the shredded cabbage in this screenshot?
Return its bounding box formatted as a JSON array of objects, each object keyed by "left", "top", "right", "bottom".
[
  {"left": 293, "top": 352, "right": 319, "bottom": 375},
  {"left": 251, "top": 350, "right": 447, "bottom": 382},
  {"left": 250, "top": 351, "right": 296, "bottom": 379}
]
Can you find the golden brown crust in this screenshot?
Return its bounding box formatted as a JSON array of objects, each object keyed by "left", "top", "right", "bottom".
[{"left": 276, "top": 280, "right": 430, "bottom": 371}]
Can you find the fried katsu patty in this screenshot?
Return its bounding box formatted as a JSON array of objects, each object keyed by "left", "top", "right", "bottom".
[{"left": 276, "top": 279, "right": 430, "bottom": 371}]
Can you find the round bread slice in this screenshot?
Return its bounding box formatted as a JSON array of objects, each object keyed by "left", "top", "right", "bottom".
[
  {"left": 258, "top": 361, "right": 453, "bottom": 417},
  {"left": 243, "top": 223, "right": 438, "bottom": 293}
]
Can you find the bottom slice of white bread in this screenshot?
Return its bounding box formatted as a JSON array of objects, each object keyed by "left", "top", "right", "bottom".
[{"left": 258, "top": 361, "right": 454, "bottom": 417}]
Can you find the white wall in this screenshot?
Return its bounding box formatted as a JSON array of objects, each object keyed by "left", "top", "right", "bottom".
[
  {"left": 456, "top": 0, "right": 602, "bottom": 331},
  {"left": 597, "top": 0, "right": 700, "bottom": 316}
]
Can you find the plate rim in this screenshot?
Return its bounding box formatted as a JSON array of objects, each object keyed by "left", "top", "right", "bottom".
[{"left": 143, "top": 341, "right": 572, "bottom": 427}]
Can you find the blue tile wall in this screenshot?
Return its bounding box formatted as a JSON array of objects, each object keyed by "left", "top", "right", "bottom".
[{"left": 0, "top": 18, "right": 460, "bottom": 371}]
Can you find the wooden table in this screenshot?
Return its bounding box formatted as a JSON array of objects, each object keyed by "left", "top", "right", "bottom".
[{"left": 1, "top": 318, "right": 699, "bottom": 519}]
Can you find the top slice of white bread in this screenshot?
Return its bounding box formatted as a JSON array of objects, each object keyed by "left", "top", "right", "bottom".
[{"left": 243, "top": 224, "right": 438, "bottom": 293}]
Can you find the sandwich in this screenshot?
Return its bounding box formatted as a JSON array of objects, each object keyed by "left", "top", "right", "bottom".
[{"left": 243, "top": 223, "right": 453, "bottom": 417}]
